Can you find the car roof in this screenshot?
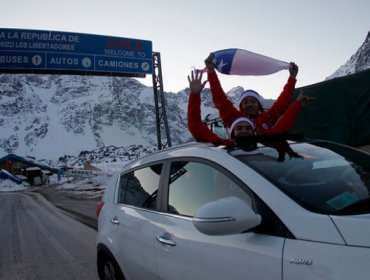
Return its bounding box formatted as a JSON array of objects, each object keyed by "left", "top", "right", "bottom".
[
  {"left": 125, "top": 142, "right": 226, "bottom": 168},
  {"left": 122, "top": 138, "right": 303, "bottom": 170},
  {"left": 121, "top": 136, "right": 364, "bottom": 172}
]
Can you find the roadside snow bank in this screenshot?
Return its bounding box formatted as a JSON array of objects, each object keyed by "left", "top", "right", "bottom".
[{"left": 0, "top": 180, "right": 30, "bottom": 192}]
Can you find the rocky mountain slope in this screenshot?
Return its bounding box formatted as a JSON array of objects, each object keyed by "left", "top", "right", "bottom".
[{"left": 327, "top": 31, "right": 370, "bottom": 79}]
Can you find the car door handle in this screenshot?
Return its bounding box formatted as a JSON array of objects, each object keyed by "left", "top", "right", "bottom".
[
  {"left": 110, "top": 217, "right": 119, "bottom": 225},
  {"left": 156, "top": 235, "right": 176, "bottom": 246}
]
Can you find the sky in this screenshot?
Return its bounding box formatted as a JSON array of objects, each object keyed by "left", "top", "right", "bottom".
[{"left": 1, "top": 0, "right": 370, "bottom": 99}]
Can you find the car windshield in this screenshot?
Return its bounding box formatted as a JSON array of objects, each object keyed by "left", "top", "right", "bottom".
[{"left": 232, "top": 141, "right": 370, "bottom": 215}]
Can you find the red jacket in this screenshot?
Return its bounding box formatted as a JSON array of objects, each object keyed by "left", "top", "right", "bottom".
[
  {"left": 208, "top": 71, "right": 301, "bottom": 135},
  {"left": 187, "top": 92, "right": 234, "bottom": 147}
]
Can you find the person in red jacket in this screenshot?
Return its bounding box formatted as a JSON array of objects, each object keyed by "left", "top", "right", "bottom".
[
  {"left": 204, "top": 54, "right": 313, "bottom": 135},
  {"left": 187, "top": 70, "right": 255, "bottom": 148}
]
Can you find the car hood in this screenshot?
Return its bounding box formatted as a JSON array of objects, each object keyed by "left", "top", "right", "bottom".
[{"left": 330, "top": 214, "right": 370, "bottom": 247}]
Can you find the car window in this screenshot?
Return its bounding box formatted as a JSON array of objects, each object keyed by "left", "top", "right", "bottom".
[
  {"left": 234, "top": 142, "right": 370, "bottom": 215},
  {"left": 118, "top": 164, "right": 162, "bottom": 209},
  {"left": 167, "top": 161, "right": 252, "bottom": 217}
]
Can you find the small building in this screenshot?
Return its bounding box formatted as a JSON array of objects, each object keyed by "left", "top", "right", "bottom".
[
  {"left": 0, "top": 154, "right": 63, "bottom": 186},
  {"left": 26, "top": 167, "right": 43, "bottom": 186}
]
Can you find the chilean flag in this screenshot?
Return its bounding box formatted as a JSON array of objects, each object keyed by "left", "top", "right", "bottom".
[{"left": 212, "top": 48, "right": 289, "bottom": 75}]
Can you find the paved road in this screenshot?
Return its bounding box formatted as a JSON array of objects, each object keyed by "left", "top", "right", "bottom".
[
  {"left": 36, "top": 185, "right": 101, "bottom": 229},
  {"left": 0, "top": 191, "right": 99, "bottom": 280}
]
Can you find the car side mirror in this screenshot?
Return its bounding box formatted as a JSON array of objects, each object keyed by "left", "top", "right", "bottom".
[{"left": 192, "top": 196, "right": 261, "bottom": 235}]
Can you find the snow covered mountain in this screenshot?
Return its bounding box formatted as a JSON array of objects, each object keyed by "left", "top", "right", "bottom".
[
  {"left": 327, "top": 31, "right": 370, "bottom": 79},
  {"left": 0, "top": 74, "right": 188, "bottom": 162},
  {"left": 0, "top": 73, "right": 229, "bottom": 164}
]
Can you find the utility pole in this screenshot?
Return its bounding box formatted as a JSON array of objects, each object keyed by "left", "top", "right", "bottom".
[{"left": 152, "top": 52, "right": 172, "bottom": 150}]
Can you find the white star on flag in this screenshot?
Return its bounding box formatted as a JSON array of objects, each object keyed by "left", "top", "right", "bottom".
[{"left": 216, "top": 59, "right": 228, "bottom": 72}]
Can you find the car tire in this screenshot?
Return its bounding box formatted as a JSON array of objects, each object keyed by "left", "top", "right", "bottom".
[{"left": 98, "top": 253, "right": 125, "bottom": 280}]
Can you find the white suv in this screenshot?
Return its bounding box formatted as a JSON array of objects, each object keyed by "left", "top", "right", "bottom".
[{"left": 96, "top": 139, "right": 370, "bottom": 280}]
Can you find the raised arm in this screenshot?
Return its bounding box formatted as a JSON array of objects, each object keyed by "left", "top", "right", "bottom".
[
  {"left": 265, "top": 90, "right": 315, "bottom": 134},
  {"left": 266, "top": 62, "right": 298, "bottom": 124},
  {"left": 205, "top": 53, "right": 243, "bottom": 128},
  {"left": 187, "top": 70, "right": 231, "bottom": 145}
]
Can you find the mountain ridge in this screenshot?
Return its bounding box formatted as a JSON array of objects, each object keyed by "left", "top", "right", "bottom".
[{"left": 326, "top": 31, "right": 370, "bottom": 79}]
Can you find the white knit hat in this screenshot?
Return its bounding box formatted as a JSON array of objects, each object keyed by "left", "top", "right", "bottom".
[
  {"left": 228, "top": 117, "right": 255, "bottom": 137},
  {"left": 238, "top": 89, "right": 264, "bottom": 109}
]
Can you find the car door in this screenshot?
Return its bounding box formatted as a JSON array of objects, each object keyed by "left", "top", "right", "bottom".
[
  {"left": 113, "top": 163, "right": 163, "bottom": 279},
  {"left": 153, "top": 159, "right": 285, "bottom": 280},
  {"left": 283, "top": 238, "right": 370, "bottom": 280}
]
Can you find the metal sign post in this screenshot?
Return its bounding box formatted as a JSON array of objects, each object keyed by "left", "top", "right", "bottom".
[{"left": 152, "top": 52, "right": 171, "bottom": 150}]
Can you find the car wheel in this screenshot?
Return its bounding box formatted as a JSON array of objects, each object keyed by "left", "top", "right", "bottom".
[{"left": 98, "top": 254, "right": 125, "bottom": 280}]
